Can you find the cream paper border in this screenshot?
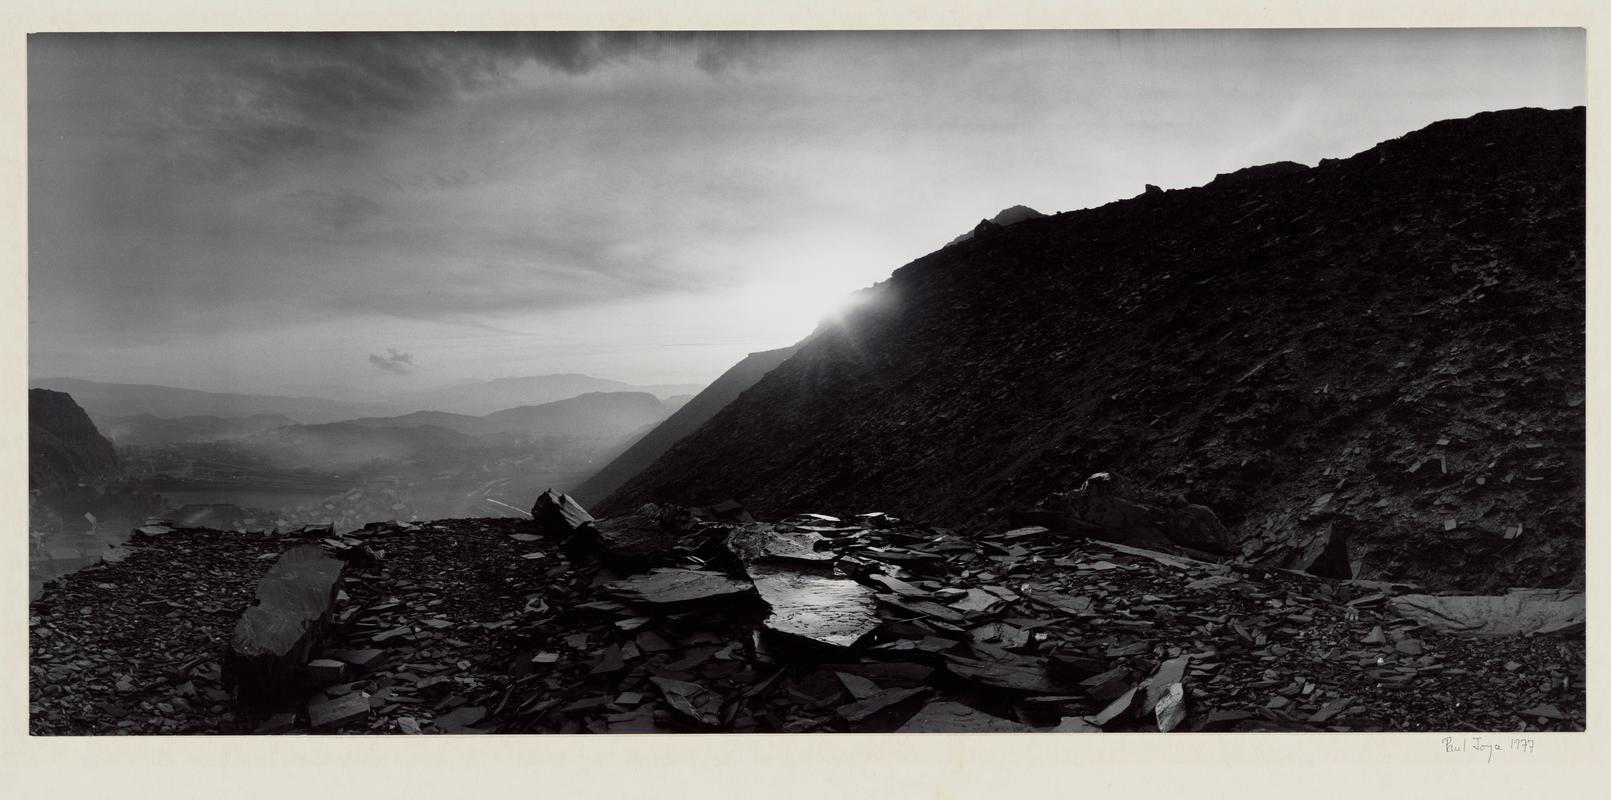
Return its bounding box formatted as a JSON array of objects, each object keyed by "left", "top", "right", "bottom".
[{"left": 1, "top": 2, "right": 1603, "bottom": 797}]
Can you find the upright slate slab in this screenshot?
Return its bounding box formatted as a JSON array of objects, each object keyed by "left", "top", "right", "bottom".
[
  {"left": 224, "top": 544, "right": 347, "bottom": 702},
  {"left": 531, "top": 489, "right": 595, "bottom": 536}
]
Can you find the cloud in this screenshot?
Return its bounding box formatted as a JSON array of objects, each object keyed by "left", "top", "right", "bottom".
[
  {"left": 30, "top": 32, "right": 768, "bottom": 182},
  {"left": 280, "top": 189, "right": 384, "bottom": 232},
  {"left": 368, "top": 348, "right": 416, "bottom": 374}
]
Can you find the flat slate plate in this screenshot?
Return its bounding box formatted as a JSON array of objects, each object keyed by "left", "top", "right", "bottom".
[
  {"left": 896, "top": 700, "right": 1031, "bottom": 733},
  {"left": 601, "top": 567, "right": 754, "bottom": 605}
]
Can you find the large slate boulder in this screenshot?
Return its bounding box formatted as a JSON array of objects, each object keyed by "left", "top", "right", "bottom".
[
  {"left": 531, "top": 489, "right": 594, "bottom": 537},
  {"left": 223, "top": 545, "right": 347, "bottom": 703},
  {"left": 588, "top": 514, "right": 675, "bottom": 561},
  {"left": 1164, "top": 503, "right": 1234, "bottom": 552}
]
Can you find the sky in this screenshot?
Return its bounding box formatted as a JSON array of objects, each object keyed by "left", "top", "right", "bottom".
[{"left": 28, "top": 29, "right": 1584, "bottom": 397}]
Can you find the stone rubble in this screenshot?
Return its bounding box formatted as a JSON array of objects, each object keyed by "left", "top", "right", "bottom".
[{"left": 29, "top": 496, "right": 1586, "bottom": 735}]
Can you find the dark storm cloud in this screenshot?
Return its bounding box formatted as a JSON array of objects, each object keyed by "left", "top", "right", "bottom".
[
  {"left": 368, "top": 348, "right": 416, "bottom": 374},
  {"left": 27, "top": 29, "right": 1585, "bottom": 394},
  {"left": 31, "top": 32, "right": 766, "bottom": 180}
]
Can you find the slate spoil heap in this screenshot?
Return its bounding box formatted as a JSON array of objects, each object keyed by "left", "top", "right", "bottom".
[
  {"left": 30, "top": 500, "right": 1583, "bottom": 735},
  {"left": 601, "top": 107, "right": 1585, "bottom": 595}
]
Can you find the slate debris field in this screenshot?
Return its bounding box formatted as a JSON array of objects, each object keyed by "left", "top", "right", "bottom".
[
  {"left": 29, "top": 507, "right": 1584, "bottom": 735},
  {"left": 27, "top": 108, "right": 1585, "bottom": 737},
  {"left": 602, "top": 107, "right": 1585, "bottom": 595}
]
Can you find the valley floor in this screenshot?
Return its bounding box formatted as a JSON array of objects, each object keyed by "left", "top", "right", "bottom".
[{"left": 28, "top": 514, "right": 1584, "bottom": 735}]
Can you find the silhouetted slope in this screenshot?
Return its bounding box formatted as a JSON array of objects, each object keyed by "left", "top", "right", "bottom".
[
  {"left": 579, "top": 346, "right": 800, "bottom": 506},
  {"left": 29, "top": 389, "right": 120, "bottom": 491},
  {"left": 604, "top": 107, "right": 1585, "bottom": 592}
]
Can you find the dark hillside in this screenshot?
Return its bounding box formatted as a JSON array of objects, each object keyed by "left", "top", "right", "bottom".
[{"left": 604, "top": 107, "right": 1585, "bottom": 593}]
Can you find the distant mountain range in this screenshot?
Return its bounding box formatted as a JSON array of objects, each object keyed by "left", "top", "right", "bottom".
[
  {"left": 103, "top": 413, "right": 295, "bottom": 446},
  {"left": 341, "top": 391, "right": 671, "bottom": 440},
  {"left": 29, "top": 374, "right": 707, "bottom": 427},
  {"left": 28, "top": 378, "right": 396, "bottom": 426},
  {"left": 386, "top": 374, "right": 705, "bottom": 417}
]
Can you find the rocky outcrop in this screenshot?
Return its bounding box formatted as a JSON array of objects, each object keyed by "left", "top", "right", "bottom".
[
  {"left": 29, "top": 389, "right": 120, "bottom": 492},
  {"left": 1033, "top": 472, "right": 1235, "bottom": 554},
  {"left": 603, "top": 107, "right": 1585, "bottom": 593},
  {"left": 946, "top": 204, "right": 1047, "bottom": 246}
]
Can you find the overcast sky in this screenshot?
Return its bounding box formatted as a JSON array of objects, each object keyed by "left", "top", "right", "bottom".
[{"left": 28, "top": 29, "right": 1584, "bottom": 397}]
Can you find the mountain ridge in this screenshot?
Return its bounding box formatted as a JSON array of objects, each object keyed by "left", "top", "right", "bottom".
[{"left": 600, "top": 106, "right": 1586, "bottom": 593}]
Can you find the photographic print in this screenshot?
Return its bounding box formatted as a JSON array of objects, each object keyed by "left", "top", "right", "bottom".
[{"left": 26, "top": 29, "right": 1585, "bottom": 736}]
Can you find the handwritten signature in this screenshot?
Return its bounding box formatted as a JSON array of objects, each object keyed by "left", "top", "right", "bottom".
[{"left": 1442, "top": 736, "right": 1537, "bottom": 762}]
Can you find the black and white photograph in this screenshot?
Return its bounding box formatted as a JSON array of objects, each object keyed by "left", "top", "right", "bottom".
[{"left": 21, "top": 20, "right": 1589, "bottom": 747}]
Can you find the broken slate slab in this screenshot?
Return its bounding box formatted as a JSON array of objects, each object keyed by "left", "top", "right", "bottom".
[
  {"left": 837, "top": 686, "right": 928, "bottom": 724},
  {"left": 727, "top": 524, "right": 836, "bottom": 564},
  {"left": 589, "top": 515, "right": 676, "bottom": 561},
  {"left": 745, "top": 565, "right": 880, "bottom": 648},
  {"left": 1153, "top": 682, "right": 1187, "bottom": 732},
  {"left": 944, "top": 653, "right": 1069, "bottom": 694},
  {"left": 946, "top": 588, "right": 1005, "bottom": 614},
  {"left": 224, "top": 544, "right": 347, "bottom": 702},
  {"left": 1092, "top": 688, "right": 1138, "bottom": 727},
  {"left": 434, "top": 705, "right": 487, "bottom": 733},
  {"left": 650, "top": 676, "right": 725, "bottom": 727},
  {"left": 308, "top": 691, "right": 370, "bottom": 730},
  {"left": 1387, "top": 589, "right": 1585, "bottom": 636},
  {"left": 896, "top": 700, "right": 1031, "bottom": 733},
  {"left": 306, "top": 658, "right": 345, "bottom": 684},
  {"left": 867, "top": 574, "right": 928, "bottom": 597},
  {"left": 1052, "top": 716, "right": 1102, "bottom": 733},
  {"left": 602, "top": 567, "right": 755, "bottom": 606},
  {"left": 330, "top": 648, "right": 387, "bottom": 671},
  {"left": 724, "top": 525, "right": 880, "bottom": 648},
  {"left": 1140, "top": 655, "right": 1192, "bottom": 714}
]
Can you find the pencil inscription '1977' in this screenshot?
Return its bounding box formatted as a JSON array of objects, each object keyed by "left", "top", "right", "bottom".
[{"left": 1443, "top": 736, "right": 1536, "bottom": 762}]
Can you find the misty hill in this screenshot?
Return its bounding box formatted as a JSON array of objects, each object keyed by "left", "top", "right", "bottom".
[
  {"left": 574, "top": 346, "right": 801, "bottom": 506},
  {"left": 390, "top": 374, "right": 704, "bottom": 417},
  {"left": 334, "top": 410, "right": 487, "bottom": 436},
  {"left": 29, "top": 389, "right": 120, "bottom": 492},
  {"left": 239, "top": 422, "right": 482, "bottom": 470},
  {"left": 103, "top": 413, "right": 294, "bottom": 446},
  {"left": 602, "top": 107, "right": 1585, "bottom": 593},
  {"left": 28, "top": 378, "right": 395, "bottom": 426},
  {"left": 480, "top": 392, "right": 668, "bottom": 439},
  {"left": 946, "top": 204, "right": 1047, "bottom": 246},
  {"left": 338, "top": 392, "right": 670, "bottom": 440}
]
